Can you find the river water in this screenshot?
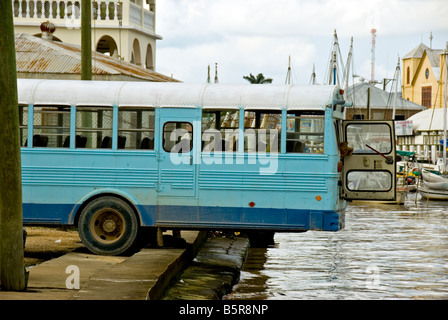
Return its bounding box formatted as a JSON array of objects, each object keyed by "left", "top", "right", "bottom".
[{"left": 226, "top": 194, "right": 448, "bottom": 300}]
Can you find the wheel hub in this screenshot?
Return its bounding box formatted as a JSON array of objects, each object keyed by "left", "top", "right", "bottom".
[
  {"left": 102, "top": 219, "right": 117, "bottom": 233},
  {"left": 90, "top": 209, "right": 125, "bottom": 243}
]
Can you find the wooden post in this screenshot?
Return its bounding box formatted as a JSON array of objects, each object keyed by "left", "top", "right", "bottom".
[
  {"left": 81, "top": 0, "right": 92, "bottom": 80},
  {"left": 0, "top": 0, "right": 27, "bottom": 291},
  {"left": 156, "top": 228, "right": 164, "bottom": 247},
  {"left": 366, "top": 86, "right": 371, "bottom": 120}
]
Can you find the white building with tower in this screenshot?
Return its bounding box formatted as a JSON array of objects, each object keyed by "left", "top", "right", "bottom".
[{"left": 13, "top": 0, "right": 159, "bottom": 70}]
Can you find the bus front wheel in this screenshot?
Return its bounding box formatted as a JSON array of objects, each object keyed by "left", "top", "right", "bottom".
[{"left": 78, "top": 197, "right": 139, "bottom": 256}]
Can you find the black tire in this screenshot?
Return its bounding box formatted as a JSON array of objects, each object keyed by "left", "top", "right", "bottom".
[
  {"left": 78, "top": 196, "right": 139, "bottom": 256},
  {"left": 247, "top": 231, "right": 275, "bottom": 248}
]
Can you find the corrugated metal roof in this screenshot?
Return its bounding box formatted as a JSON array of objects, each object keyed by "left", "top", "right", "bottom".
[
  {"left": 403, "top": 43, "right": 444, "bottom": 64},
  {"left": 403, "top": 43, "right": 430, "bottom": 59},
  {"left": 347, "top": 82, "right": 426, "bottom": 110},
  {"left": 15, "top": 33, "right": 179, "bottom": 82}
]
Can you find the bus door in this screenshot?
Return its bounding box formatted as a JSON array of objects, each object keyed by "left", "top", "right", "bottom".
[
  {"left": 341, "top": 120, "right": 396, "bottom": 201},
  {"left": 157, "top": 108, "right": 200, "bottom": 199}
]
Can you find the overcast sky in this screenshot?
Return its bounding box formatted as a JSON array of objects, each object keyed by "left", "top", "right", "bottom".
[{"left": 154, "top": 0, "right": 448, "bottom": 88}]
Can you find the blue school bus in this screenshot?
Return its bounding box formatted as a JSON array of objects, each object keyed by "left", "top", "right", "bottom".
[{"left": 17, "top": 79, "right": 396, "bottom": 255}]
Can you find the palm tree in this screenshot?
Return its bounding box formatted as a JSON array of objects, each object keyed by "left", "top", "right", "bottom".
[{"left": 243, "top": 73, "right": 273, "bottom": 84}]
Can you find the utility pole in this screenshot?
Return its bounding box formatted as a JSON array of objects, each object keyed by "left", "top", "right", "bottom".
[
  {"left": 81, "top": 0, "right": 92, "bottom": 80},
  {"left": 0, "top": 0, "right": 27, "bottom": 291}
]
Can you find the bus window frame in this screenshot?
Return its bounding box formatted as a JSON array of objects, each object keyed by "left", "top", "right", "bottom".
[
  {"left": 286, "top": 110, "right": 325, "bottom": 154},
  {"left": 243, "top": 110, "right": 282, "bottom": 154},
  {"left": 201, "top": 109, "right": 240, "bottom": 153},
  {"left": 19, "top": 104, "right": 29, "bottom": 147},
  {"left": 75, "top": 106, "right": 114, "bottom": 149},
  {"left": 162, "top": 121, "right": 193, "bottom": 153},
  {"left": 117, "top": 106, "right": 156, "bottom": 151}
]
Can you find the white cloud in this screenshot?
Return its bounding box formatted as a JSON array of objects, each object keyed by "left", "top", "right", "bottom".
[
  {"left": 157, "top": 35, "right": 317, "bottom": 84},
  {"left": 155, "top": 0, "right": 448, "bottom": 84}
]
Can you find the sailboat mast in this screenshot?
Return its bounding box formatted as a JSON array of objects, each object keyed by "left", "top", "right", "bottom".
[
  {"left": 443, "top": 42, "right": 448, "bottom": 172},
  {"left": 343, "top": 37, "right": 353, "bottom": 100},
  {"left": 328, "top": 30, "right": 338, "bottom": 85},
  {"left": 392, "top": 56, "right": 400, "bottom": 120},
  {"left": 371, "top": 28, "right": 377, "bottom": 84},
  {"left": 310, "top": 63, "right": 316, "bottom": 85},
  {"left": 285, "top": 55, "right": 292, "bottom": 85}
]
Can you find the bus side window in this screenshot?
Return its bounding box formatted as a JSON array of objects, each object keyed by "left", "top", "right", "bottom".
[
  {"left": 76, "top": 106, "right": 113, "bottom": 149},
  {"left": 118, "top": 107, "right": 155, "bottom": 150},
  {"left": 33, "top": 105, "right": 70, "bottom": 148},
  {"left": 202, "top": 110, "right": 239, "bottom": 152},
  {"left": 244, "top": 111, "right": 281, "bottom": 153},
  {"left": 19, "top": 105, "right": 28, "bottom": 147},
  {"left": 286, "top": 112, "right": 324, "bottom": 154},
  {"left": 163, "top": 122, "right": 192, "bottom": 153}
]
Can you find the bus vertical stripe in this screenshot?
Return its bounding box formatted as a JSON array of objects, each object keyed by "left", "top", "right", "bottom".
[
  {"left": 27, "top": 104, "right": 33, "bottom": 147},
  {"left": 112, "top": 105, "right": 119, "bottom": 151},
  {"left": 238, "top": 107, "right": 244, "bottom": 153},
  {"left": 281, "top": 109, "right": 287, "bottom": 154},
  {"left": 70, "top": 105, "right": 76, "bottom": 149}
]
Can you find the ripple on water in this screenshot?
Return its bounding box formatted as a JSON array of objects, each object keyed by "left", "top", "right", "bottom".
[{"left": 227, "top": 200, "right": 448, "bottom": 300}]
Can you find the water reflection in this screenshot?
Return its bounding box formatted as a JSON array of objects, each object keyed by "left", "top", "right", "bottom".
[{"left": 226, "top": 196, "right": 448, "bottom": 300}]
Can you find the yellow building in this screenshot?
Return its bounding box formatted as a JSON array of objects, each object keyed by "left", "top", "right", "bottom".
[{"left": 402, "top": 43, "right": 447, "bottom": 109}]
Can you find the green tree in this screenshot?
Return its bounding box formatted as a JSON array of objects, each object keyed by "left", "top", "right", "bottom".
[
  {"left": 0, "top": 0, "right": 27, "bottom": 291},
  {"left": 243, "top": 73, "right": 273, "bottom": 84}
]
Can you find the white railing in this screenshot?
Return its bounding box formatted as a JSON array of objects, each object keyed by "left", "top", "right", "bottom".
[
  {"left": 13, "top": 1, "right": 155, "bottom": 32},
  {"left": 13, "top": 1, "right": 130, "bottom": 22}
]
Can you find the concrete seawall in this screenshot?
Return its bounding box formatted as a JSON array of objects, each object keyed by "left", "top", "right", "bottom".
[
  {"left": 0, "top": 230, "right": 207, "bottom": 300},
  {"left": 163, "top": 235, "right": 250, "bottom": 300}
]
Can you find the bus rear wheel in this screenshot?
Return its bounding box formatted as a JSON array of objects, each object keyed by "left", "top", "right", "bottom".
[{"left": 78, "top": 197, "right": 139, "bottom": 256}]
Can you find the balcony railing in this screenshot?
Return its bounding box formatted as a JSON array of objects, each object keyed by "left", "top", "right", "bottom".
[
  {"left": 13, "top": 0, "right": 123, "bottom": 21},
  {"left": 13, "top": 1, "right": 154, "bottom": 32}
]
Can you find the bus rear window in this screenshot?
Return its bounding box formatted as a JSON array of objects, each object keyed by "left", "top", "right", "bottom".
[{"left": 345, "top": 123, "right": 392, "bottom": 155}]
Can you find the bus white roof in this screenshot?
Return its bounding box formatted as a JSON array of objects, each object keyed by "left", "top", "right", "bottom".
[{"left": 17, "top": 79, "right": 338, "bottom": 111}]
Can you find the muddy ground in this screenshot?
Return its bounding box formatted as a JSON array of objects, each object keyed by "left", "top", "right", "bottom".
[{"left": 23, "top": 226, "right": 84, "bottom": 267}]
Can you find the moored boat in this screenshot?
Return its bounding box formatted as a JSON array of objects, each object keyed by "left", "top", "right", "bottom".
[
  {"left": 420, "top": 170, "right": 448, "bottom": 200},
  {"left": 419, "top": 184, "right": 448, "bottom": 200},
  {"left": 422, "top": 169, "right": 448, "bottom": 183}
]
